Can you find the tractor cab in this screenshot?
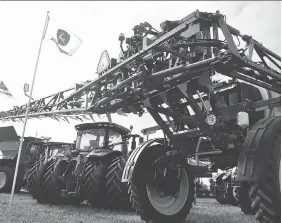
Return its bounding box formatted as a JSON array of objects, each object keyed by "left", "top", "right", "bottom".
[{"left": 75, "top": 122, "right": 135, "bottom": 158}]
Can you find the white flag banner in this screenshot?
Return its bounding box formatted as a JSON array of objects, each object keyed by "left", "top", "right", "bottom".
[
  {"left": 51, "top": 28, "right": 82, "bottom": 56},
  {"left": 0, "top": 80, "right": 13, "bottom": 98}
]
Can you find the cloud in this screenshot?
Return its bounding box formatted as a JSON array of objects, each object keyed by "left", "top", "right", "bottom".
[{"left": 232, "top": 1, "right": 253, "bottom": 17}]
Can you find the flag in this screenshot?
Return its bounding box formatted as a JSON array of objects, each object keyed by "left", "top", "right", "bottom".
[
  {"left": 0, "top": 80, "right": 13, "bottom": 98},
  {"left": 51, "top": 29, "right": 82, "bottom": 56}
]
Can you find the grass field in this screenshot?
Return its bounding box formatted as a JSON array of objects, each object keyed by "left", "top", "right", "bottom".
[{"left": 0, "top": 192, "right": 256, "bottom": 223}]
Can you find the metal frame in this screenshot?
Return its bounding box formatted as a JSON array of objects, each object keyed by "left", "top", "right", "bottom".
[{"left": 0, "top": 10, "right": 279, "bottom": 122}]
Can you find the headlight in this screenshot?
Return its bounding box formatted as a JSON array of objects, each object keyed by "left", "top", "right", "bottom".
[{"left": 0, "top": 151, "right": 3, "bottom": 159}]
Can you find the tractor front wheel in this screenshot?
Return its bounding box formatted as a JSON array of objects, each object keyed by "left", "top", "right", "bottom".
[
  {"left": 128, "top": 145, "right": 195, "bottom": 223},
  {"left": 105, "top": 155, "right": 131, "bottom": 210}
]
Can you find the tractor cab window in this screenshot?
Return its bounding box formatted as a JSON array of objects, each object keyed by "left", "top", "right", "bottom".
[
  {"left": 49, "top": 147, "right": 66, "bottom": 157},
  {"left": 108, "top": 130, "right": 123, "bottom": 151},
  {"left": 76, "top": 129, "right": 106, "bottom": 151}
]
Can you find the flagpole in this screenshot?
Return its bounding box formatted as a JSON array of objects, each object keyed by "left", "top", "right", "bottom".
[{"left": 8, "top": 11, "right": 50, "bottom": 212}]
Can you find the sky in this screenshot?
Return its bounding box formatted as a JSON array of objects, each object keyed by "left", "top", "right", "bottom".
[{"left": 0, "top": 1, "right": 281, "bottom": 143}]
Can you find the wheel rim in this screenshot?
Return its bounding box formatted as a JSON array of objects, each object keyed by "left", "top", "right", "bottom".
[
  {"left": 146, "top": 168, "right": 189, "bottom": 216},
  {"left": 0, "top": 172, "right": 7, "bottom": 189}
]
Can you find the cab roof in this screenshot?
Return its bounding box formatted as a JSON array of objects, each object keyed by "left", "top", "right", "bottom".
[
  {"left": 75, "top": 122, "right": 130, "bottom": 135},
  {"left": 30, "top": 141, "right": 74, "bottom": 147}
]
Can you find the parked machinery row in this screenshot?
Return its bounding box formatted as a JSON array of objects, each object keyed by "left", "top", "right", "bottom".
[{"left": 27, "top": 122, "right": 144, "bottom": 210}]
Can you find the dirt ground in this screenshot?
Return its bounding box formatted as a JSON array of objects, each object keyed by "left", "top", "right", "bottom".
[{"left": 0, "top": 192, "right": 256, "bottom": 223}]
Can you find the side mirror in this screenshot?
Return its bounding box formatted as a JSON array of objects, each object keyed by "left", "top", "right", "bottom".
[
  {"left": 139, "top": 137, "right": 144, "bottom": 144},
  {"left": 24, "top": 83, "right": 29, "bottom": 93}
]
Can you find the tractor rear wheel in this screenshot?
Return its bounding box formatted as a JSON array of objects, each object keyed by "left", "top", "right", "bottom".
[
  {"left": 237, "top": 183, "right": 254, "bottom": 215},
  {"left": 27, "top": 160, "right": 49, "bottom": 203},
  {"left": 105, "top": 155, "right": 131, "bottom": 210},
  {"left": 248, "top": 117, "right": 281, "bottom": 223},
  {"left": 0, "top": 166, "right": 15, "bottom": 193},
  {"left": 128, "top": 145, "right": 195, "bottom": 223},
  {"left": 81, "top": 159, "right": 109, "bottom": 208}
]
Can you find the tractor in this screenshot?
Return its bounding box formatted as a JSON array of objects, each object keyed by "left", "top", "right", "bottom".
[
  {"left": 211, "top": 169, "right": 237, "bottom": 205},
  {"left": 29, "top": 122, "right": 143, "bottom": 210},
  {"left": 26, "top": 140, "right": 74, "bottom": 198},
  {"left": 195, "top": 180, "right": 211, "bottom": 198},
  {"left": 0, "top": 126, "right": 49, "bottom": 193}
]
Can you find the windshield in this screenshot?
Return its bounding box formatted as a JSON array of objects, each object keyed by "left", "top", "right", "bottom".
[{"left": 76, "top": 129, "right": 106, "bottom": 151}]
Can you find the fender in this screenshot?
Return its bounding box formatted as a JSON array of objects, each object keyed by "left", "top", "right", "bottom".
[
  {"left": 122, "top": 138, "right": 164, "bottom": 183},
  {"left": 236, "top": 116, "right": 281, "bottom": 183}
]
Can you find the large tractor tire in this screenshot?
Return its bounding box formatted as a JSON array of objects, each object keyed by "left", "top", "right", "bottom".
[
  {"left": 27, "top": 160, "right": 49, "bottom": 203},
  {"left": 128, "top": 145, "right": 195, "bottom": 223},
  {"left": 41, "top": 158, "right": 83, "bottom": 205},
  {"left": 26, "top": 158, "right": 44, "bottom": 191},
  {"left": 81, "top": 158, "right": 109, "bottom": 208},
  {"left": 237, "top": 183, "right": 254, "bottom": 215},
  {"left": 41, "top": 158, "right": 64, "bottom": 204},
  {"left": 0, "top": 166, "right": 17, "bottom": 193},
  {"left": 247, "top": 117, "right": 281, "bottom": 223},
  {"left": 105, "top": 155, "right": 131, "bottom": 210}
]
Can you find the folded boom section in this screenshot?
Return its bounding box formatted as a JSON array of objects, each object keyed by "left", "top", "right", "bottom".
[{"left": 0, "top": 10, "right": 280, "bottom": 123}]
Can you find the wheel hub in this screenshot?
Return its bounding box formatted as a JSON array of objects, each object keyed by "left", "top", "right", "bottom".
[
  {"left": 0, "top": 172, "right": 7, "bottom": 188},
  {"left": 156, "top": 166, "right": 181, "bottom": 197}
]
